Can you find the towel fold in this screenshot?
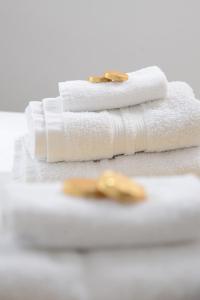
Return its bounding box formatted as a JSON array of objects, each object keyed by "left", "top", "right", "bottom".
[
  {"left": 59, "top": 66, "right": 168, "bottom": 112},
  {"left": 25, "top": 82, "right": 200, "bottom": 162},
  {"left": 5, "top": 175, "right": 200, "bottom": 249},
  {"left": 0, "top": 239, "right": 200, "bottom": 300},
  {"left": 0, "top": 238, "right": 86, "bottom": 300},
  {"left": 13, "top": 138, "right": 200, "bottom": 182}
]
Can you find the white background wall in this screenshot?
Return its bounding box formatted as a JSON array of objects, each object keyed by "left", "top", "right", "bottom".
[{"left": 0, "top": 0, "right": 199, "bottom": 111}]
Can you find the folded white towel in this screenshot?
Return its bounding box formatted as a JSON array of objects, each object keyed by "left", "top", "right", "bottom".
[
  {"left": 0, "top": 241, "right": 86, "bottom": 300},
  {"left": 5, "top": 175, "right": 200, "bottom": 249},
  {"left": 82, "top": 243, "right": 200, "bottom": 300},
  {"left": 26, "top": 82, "right": 200, "bottom": 162},
  {"left": 58, "top": 66, "right": 168, "bottom": 112},
  {"left": 0, "top": 240, "right": 200, "bottom": 300},
  {"left": 13, "top": 138, "right": 200, "bottom": 182}
]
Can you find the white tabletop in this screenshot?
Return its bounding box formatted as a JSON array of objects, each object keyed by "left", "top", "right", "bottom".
[{"left": 0, "top": 112, "right": 26, "bottom": 177}]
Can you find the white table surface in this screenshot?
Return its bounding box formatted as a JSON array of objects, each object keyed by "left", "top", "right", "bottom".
[{"left": 0, "top": 112, "right": 26, "bottom": 179}]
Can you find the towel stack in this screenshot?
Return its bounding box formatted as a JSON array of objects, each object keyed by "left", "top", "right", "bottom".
[
  {"left": 1, "top": 175, "right": 200, "bottom": 299},
  {"left": 2, "top": 66, "right": 200, "bottom": 299},
  {"left": 13, "top": 66, "right": 200, "bottom": 181}
]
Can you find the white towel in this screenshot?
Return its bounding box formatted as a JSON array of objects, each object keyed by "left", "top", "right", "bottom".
[
  {"left": 26, "top": 82, "right": 200, "bottom": 162},
  {"left": 58, "top": 66, "right": 168, "bottom": 112},
  {"left": 13, "top": 138, "right": 200, "bottom": 182},
  {"left": 0, "top": 238, "right": 87, "bottom": 300},
  {"left": 0, "top": 240, "right": 200, "bottom": 300},
  {"left": 82, "top": 243, "right": 200, "bottom": 300},
  {"left": 5, "top": 175, "right": 200, "bottom": 249}
]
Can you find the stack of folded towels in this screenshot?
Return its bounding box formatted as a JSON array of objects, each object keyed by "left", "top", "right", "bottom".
[
  {"left": 13, "top": 66, "right": 200, "bottom": 181},
  {"left": 1, "top": 175, "right": 200, "bottom": 299},
  {"left": 3, "top": 66, "right": 200, "bottom": 299}
]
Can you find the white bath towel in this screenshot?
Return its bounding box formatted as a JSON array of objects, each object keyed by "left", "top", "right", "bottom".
[
  {"left": 58, "top": 66, "right": 167, "bottom": 112},
  {"left": 13, "top": 138, "right": 200, "bottom": 182},
  {"left": 5, "top": 175, "right": 200, "bottom": 249},
  {"left": 0, "top": 239, "right": 200, "bottom": 300},
  {"left": 26, "top": 82, "right": 200, "bottom": 162}
]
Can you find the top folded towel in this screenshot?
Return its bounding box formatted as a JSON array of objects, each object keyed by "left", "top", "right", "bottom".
[{"left": 59, "top": 66, "right": 167, "bottom": 112}]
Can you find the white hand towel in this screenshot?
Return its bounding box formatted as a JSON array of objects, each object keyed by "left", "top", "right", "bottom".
[
  {"left": 0, "top": 241, "right": 200, "bottom": 300},
  {"left": 58, "top": 66, "right": 168, "bottom": 111},
  {"left": 13, "top": 138, "right": 200, "bottom": 182},
  {"left": 5, "top": 175, "right": 200, "bottom": 249},
  {"left": 26, "top": 81, "right": 200, "bottom": 162}
]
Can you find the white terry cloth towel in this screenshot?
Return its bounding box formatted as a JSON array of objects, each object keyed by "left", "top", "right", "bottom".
[
  {"left": 0, "top": 243, "right": 87, "bottom": 300},
  {"left": 5, "top": 175, "right": 200, "bottom": 249},
  {"left": 13, "top": 138, "right": 200, "bottom": 182},
  {"left": 58, "top": 66, "right": 168, "bottom": 112},
  {"left": 25, "top": 97, "right": 62, "bottom": 160},
  {"left": 25, "top": 81, "right": 200, "bottom": 162},
  {"left": 0, "top": 242, "right": 200, "bottom": 300}
]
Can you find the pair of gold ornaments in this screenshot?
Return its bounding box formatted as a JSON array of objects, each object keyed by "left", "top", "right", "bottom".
[
  {"left": 63, "top": 170, "right": 146, "bottom": 204},
  {"left": 89, "top": 71, "right": 129, "bottom": 83}
]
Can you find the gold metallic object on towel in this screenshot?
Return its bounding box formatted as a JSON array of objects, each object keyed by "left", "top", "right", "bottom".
[
  {"left": 63, "top": 171, "right": 146, "bottom": 203},
  {"left": 88, "top": 76, "right": 111, "bottom": 83},
  {"left": 63, "top": 178, "right": 103, "bottom": 198},
  {"left": 104, "top": 71, "right": 129, "bottom": 82},
  {"left": 88, "top": 70, "right": 128, "bottom": 83},
  {"left": 97, "top": 170, "right": 146, "bottom": 203}
]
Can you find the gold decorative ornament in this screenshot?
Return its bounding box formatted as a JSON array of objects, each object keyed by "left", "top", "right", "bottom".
[
  {"left": 63, "top": 178, "right": 103, "bottom": 198},
  {"left": 97, "top": 170, "right": 146, "bottom": 203},
  {"left": 63, "top": 171, "right": 146, "bottom": 204},
  {"left": 88, "top": 76, "right": 111, "bottom": 83},
  {"left": 104, "top": 71, "right": 129, "bottom": 82}
]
